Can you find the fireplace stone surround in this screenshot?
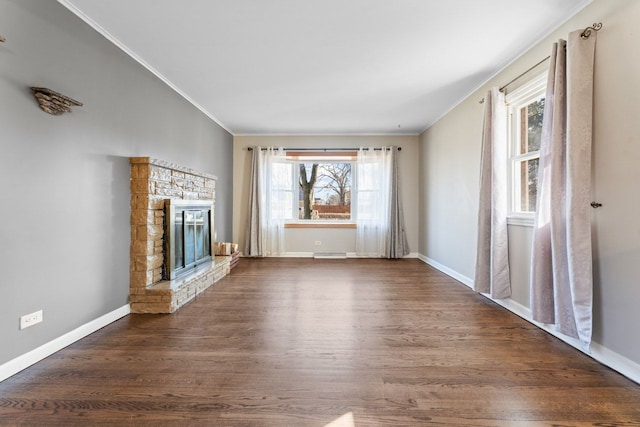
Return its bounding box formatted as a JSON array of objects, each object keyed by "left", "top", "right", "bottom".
[{"left": 129, "top": 157, "right": 230, "bottom": 313}]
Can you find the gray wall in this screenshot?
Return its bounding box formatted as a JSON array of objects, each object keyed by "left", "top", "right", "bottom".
[
  {"left": 419, "top": 0, "right": 640, "bottom": 366},
  {"left": 0, "top": 0, "right": 233, "bottom": 365}
]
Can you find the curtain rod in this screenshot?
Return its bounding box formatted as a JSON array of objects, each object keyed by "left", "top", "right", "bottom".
[
  {"left": 498, "top": 55, "right": 550, "bottom": 93},
  {"left": 479, "top": 56, "right": 549, "bottom": 104},
  {"left": 479, "top": 22, "right": 603, "bottom": 104},
  {"left": 247, "top": 147, "right": 400, "bottom": 151}
]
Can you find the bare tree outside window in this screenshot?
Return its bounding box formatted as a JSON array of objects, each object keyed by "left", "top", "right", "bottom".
[
  {"left": 299, "top": 163, "right": 318, "bottom": 219},
  {"left": 318, "top": 163, "right": 351, "bottom": 206}
]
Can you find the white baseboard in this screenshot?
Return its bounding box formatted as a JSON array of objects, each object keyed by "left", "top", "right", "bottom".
[
  {"left": 276, "top": 252, "right": 314, "bottom": 258},
  {"left": 491, "top": 297, "right": 640, "bottom": 385},
  {"left": 314, "top": 251, "right": 348, "bottom": 259},
  {"left": 418, "top": 254, "right": 474, "bottom": 287},
  {"left": 417, "top": 254, "right": 640, "bottom": 385},
  {"left": 0, "top": 304, "right": 130, "bottom": 383},
  {"left": 274, "top": 252, "right": 420, "bottom": 259}
]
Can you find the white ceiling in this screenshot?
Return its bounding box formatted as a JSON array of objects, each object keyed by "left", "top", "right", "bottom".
[{"left": 59, "top": 0, "right": 591, "bottom": 135}]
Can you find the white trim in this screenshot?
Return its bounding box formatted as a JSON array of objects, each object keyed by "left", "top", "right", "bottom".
[
  {"left": 233, "top": 132, "right": 419, "bottom": 137},
  {"left": 347, "top": 252, "right": 419, "bottom": 259},
  {"left": 418, "top": 254, "right": 474, "bottom": 288},
  {"left": 268, "top": 252, "right": 419, "bottom": 259},
  {"left": 314, "top": 251, "right": 348, "bottom": 259},
  {"left": 0, "top": 305, "right": 130, "bottom": 383},
  {"left": 491, "top": 298, "right": 640, "bottom": 385},
  {"left": 590, "top": 342, "right": 640, "bottom": 385},
  {"left": 56, "top": 0, "right": 234, "bottom": 135},
  {"left": 239, "top": 252, "right": 316, "bottom": 258},
  {"left": 507, "top": 215, "right": 535, "bottom": 227},
  {"left": 504, "top": 72, "right": 548, "bottom": 105},
  {"left": 277, "top": 252, "right": 315, "bottom": 258},
  {"left": 417, "top": 255, "right": 640, "bottom": 385}
]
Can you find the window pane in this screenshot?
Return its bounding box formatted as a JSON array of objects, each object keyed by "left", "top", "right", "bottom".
[
  {"left": 520, "top": 98, "right": 545, "bottom": 154},
  {"left": 298, "top": 162, "right": 351, "bottom": 220},
  {"left": 508, "top": 75, "right": 545, "bottom": 215},
  {"left": 519, "top": 158, "right": 539, "bottom": 212}
]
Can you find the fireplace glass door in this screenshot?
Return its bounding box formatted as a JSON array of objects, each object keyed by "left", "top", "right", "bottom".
[
  {"left": 165, "top": 200, "right": 214, "bottom": 280},
  {"left": 182, "top": 210, "right": 210, "bottom": 266}
]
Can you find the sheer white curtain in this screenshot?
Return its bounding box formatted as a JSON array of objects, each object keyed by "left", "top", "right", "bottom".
[
  {"left": 244, "top": 147, "right": 288, "bottom": 257},
  {"left": 531, "top": 30, "right": 597, "bottom": 351},
  {"left": 355, "top": 147, "right": 408, "bottom": 258},
  {"left": 474, "top": 87, "right": 511, "bottom": 299},
  {"left": 356, "top": 148, "right": 389, "bottom": 257}
]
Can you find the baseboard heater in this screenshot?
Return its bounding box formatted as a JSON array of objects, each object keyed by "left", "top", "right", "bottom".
[{"left": 313, "top": 251, "right": 347, "bottom": 259}]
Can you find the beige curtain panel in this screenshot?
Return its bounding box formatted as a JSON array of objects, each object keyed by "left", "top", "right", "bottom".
[{"left": 530, "top": 30, "right": 597, "bottom": 351}]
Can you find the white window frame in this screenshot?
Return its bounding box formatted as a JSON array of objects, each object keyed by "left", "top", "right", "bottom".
[{"left": 505, "top": 72, "right": 547, "bottom": 227}]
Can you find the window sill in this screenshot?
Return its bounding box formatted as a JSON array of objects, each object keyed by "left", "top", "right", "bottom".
[
  {"left": 285, "top": 222, "right": 356, "bottom": 229},
  {"left": 507, "top": 215, "right": 535, "bottom": 227}
]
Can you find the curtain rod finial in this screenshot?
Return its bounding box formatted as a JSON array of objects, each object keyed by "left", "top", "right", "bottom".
[{"left": 581, "top": 22, "right": 602, "bottom": 39}]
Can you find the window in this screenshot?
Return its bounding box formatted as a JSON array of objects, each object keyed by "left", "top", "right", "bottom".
[
  {"left": 269, "top": 152, "right": 354, "bottom": 224},
  {"left": 506, "top": 73, "right": 546, "bottom": 220}
]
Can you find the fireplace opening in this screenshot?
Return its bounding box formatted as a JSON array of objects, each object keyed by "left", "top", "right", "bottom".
[{"left": 164, "top": 199, "right": 214, "bottom": 280}]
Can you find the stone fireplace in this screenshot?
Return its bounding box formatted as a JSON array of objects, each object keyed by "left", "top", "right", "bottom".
[{"left": 129, "top": 157, "right": 230, "bottom": 313}]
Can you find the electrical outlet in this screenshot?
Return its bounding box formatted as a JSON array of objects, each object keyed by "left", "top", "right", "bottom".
[
  {"left": 20, "top": 310, "right": 43, "bottom": 330},
  {"left": 314, "top": 240, "right": 322, "bottom": 246}
]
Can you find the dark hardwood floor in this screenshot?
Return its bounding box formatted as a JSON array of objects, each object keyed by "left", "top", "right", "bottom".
[{"left": 1, "top": 258, "right": 639, "bottom": 426}]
